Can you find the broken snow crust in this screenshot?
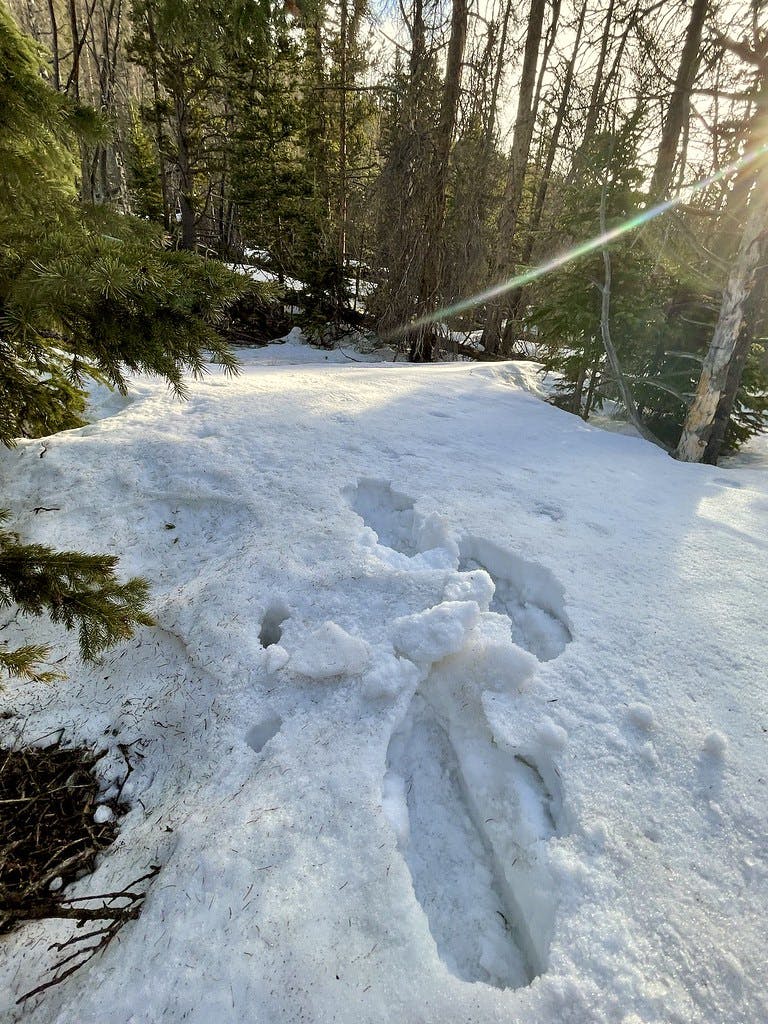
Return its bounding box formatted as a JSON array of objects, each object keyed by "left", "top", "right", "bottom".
[{"left": 1, "top": 343, "right": 767, "bottom": 1024}]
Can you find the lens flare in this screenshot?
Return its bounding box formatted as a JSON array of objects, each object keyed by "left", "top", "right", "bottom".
[{"left": 388, "top": 144, "right": 768, "bottom": 339}]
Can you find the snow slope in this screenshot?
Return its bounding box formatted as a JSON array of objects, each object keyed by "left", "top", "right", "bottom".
[{"left": 1, "top": 342, "right": 767, "bottom": 1024}]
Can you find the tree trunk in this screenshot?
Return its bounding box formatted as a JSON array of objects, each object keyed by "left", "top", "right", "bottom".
[
  {"left": 599, "top": 187, "right": 669, "bottom": 450},
  {"left": 338, "top": 0, "right": 348, "bottom": 270},
  {"left": 46, "top": 0, "right": 61, "bottom": 91},
  {"left": 703, "top": 262, "right": 768, "bottom": 463},
  {"left": 174, "top": 92, "right": 197, "bottom": 250},
  {"left": 408, "top": 0, "right": 468, "bottom": 360},
  {"left": 145, "top": 6, "right": 170, "bottom": 228},
  {"left": 649, "top": 0, "right": 708, "bottom": 199},
  {"left": 583, "top": 354, "right": 601, "bottom": 419},
  {"left": 481, "top": 0, "right": 547, "bottom": 356},
  {"left": 507, "top": 0, "right": 588, "bottom": 327},
  {"left": 676, "top": 166, "right": 768, "bottom": 462}
]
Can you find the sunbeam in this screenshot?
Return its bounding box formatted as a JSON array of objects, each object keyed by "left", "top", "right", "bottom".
[{"left": 385, "top": 143, "right": 768, "bottom": 340}]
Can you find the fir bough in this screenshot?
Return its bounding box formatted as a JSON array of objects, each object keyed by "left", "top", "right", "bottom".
[
  {"left": 0, "top": 6, "right": 244, "bottom": 682},
  {"left": 0, "top": 512, "right": 154, "bottom": 682}
]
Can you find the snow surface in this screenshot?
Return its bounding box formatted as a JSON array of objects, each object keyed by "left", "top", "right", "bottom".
[{"left": 1, "top": 338, "right": 767, "bottom": 1023}]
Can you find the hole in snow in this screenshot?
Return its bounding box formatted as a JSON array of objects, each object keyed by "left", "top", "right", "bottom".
[
  {"left": 458, "top": 536, "right": 571, "bottom": 662},
  {"left": 384, "top": 682, "right": 565, "bottom": 990},
  {"left": 343, "top": 478, "right": 418, "bottom": 556},
  {"left": 245, "top": 714, "right": 282, "bottom": 754},
  {"left": 259, "top": 603, "right": 289, "bottom": 648}
]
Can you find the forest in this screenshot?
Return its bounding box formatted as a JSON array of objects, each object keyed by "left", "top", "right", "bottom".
[
  {"left": 4, "top": 0, "right": 768, "bottom": 463},
  {"left": 2, "top": 3, "right": 768, "bottom": 1021}
]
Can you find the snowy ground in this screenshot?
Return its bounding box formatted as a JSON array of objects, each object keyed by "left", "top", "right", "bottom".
[{"left": 1, "top": 339, "right": 767, "bottom": 1023}]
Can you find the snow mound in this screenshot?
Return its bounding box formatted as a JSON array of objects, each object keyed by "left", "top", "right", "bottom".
[
  {"left": 290, "top": 621, "right": 371, "bottom": 679},
  {"left": 391, "top": 601, "right": 480, "bottom": 665}
]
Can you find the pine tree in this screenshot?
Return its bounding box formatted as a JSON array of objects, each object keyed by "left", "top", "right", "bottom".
[{"left": 0, "top": 4, "right": 244, "bottom": 683}]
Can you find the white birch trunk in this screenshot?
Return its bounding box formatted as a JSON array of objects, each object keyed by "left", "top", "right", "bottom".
[{"left": 675, "top": 167, "right": 768, "bottom": 462}]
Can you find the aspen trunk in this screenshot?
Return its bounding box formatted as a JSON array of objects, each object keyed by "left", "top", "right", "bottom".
[
  {"left": 676, "top": 167, "right": 768, "bottom": 462},
  {"left": 703, "top": 264, "right": 768, "bottom": 463}
]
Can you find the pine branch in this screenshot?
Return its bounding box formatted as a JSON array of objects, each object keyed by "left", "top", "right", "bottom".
[{"left": 0, "top": 517, "right": 154, "bottom": 684}]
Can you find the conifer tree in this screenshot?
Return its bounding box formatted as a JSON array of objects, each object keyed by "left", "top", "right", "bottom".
[{"left": 0, "top": 4, "right": 243, "bottom": 683}]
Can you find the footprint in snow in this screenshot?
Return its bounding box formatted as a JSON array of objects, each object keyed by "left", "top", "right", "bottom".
[
  {"left": 532, "top": 501, "right": 565, "bottom": 522},
  {"left": 344, "top": 476, "right": 572, "bottom": 987},
  {"left": 343, "top": 477, "right": 419, "bottom": 555},
  {"left": 245, "top": 713, "right": 282, "bottom": 753},
  {"left": 459, "top": 535, "right": 572, "bottom": 662},
  {"left": 343, "top": 478, "right": 455, "bottom": 561},
  {"left": 384, "top": 664, "right": 566, "bottom": 989},
  {"left": 259, "top": 602, "right": 290, "bottom": 648}
]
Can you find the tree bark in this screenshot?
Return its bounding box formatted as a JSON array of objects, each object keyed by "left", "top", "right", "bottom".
[
  {"left": 408, "top": 0, "right": 468, "bottom": 360},
  {"left": 338, "top": 0, "right": 348, "bottom": 271},
  {"left": 481, "top": 0, "right": 547, "bottom": 356},
  {"left": 507, "top": 0, "right": 588, "bottom": 327},
  {"left": 145, "top": 5, "right": 171, "bottom": 228},
  {"left": 649, "top": 0, "right": 709, "bottom": 199},
  {"left": 702, "top": 260, "right": 768, "bottom": 463},
  {"left": 46, "top": 0, "right": 61, "bottom": 91},
  {"left": 174, "top": 91, "right": 197, "bottom": 250},
  {"left": 599, "top": 187, "right": 669, "bottom": 450},
  {"left": 676, "top": 166, "right": 768, "bottom": 461}
]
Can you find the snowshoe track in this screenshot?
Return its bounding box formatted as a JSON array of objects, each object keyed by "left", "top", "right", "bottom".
[{"left": 345, "top": 478, "right": 572, "bottom": 989}]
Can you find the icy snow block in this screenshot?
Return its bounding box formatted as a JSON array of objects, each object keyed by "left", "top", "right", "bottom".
[
  {"left": 391, "top": 601, "right": 480, "bottom": 665},
  {"left": 291, "top": 621, "right": 371, "bottom": 680},
  {"left": 362, "top": 652, "right": 421, "bottom": 701},
  {"left": 444, "top": 568, "right": 496, "bottom": 610}
]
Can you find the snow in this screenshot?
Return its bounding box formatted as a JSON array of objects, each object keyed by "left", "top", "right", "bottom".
[
  {"left": 225, "top": 261, "right": 303, "bottom": 292},
  {"left": 290, "top": 621, "right": 371, "bottom": 680},
  {"left": 627, "top": 702, "right": 656, "bottom": 731},
  {"left": 1, "top": 338, "right": 767, "bottom": 1024},
  {"left": 702, "top": 729, "right": 729, "bottom": 758}
]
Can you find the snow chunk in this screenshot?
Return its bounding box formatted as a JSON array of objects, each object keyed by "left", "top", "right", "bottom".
[
  {"left": 264, "top": 644, "right": 290, "bottom": 674},
  {"left": 93, "top": 804, "right": 115, "bottom": 825},
  {"left": 391, "top": 601, "right": 480, "bottom": 665},
  {"left": 627, "top": 702, "right": 655, "bottom": 731},
  {"left": 291, "top": 621, "right": 371, "bottom": 680},
  {"left": 444, "top": 568, "right": 495, "bottom": 609},
  {"left": 703, "top": 729, "right": 729, "bottom": 758},
  {"left": 535, "top": 717, "right": 568, "bottom": 750},
  {"left": 361, "top": 653, "right": 420, "bottom": 701},
  {"left": 638, "top": 741, "right": 660, "bottom": 768}
]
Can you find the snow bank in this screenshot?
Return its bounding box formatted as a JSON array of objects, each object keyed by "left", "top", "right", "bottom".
[{"left": 1, "top": 345, "right": 766, "bottom": 1024}]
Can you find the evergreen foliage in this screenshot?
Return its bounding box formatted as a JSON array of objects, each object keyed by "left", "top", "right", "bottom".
[
  {"left": 126, "top": 106, "right": 165, "bottom": 223},
  {"left": 0, "top": 512, "right": 154, "bottom": 682},
  {"left": 0, "top": 5, "right": 244, "bottom": 681},
  {"left": 532, "top": 118, "right": 768, "bottom": 448}
]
